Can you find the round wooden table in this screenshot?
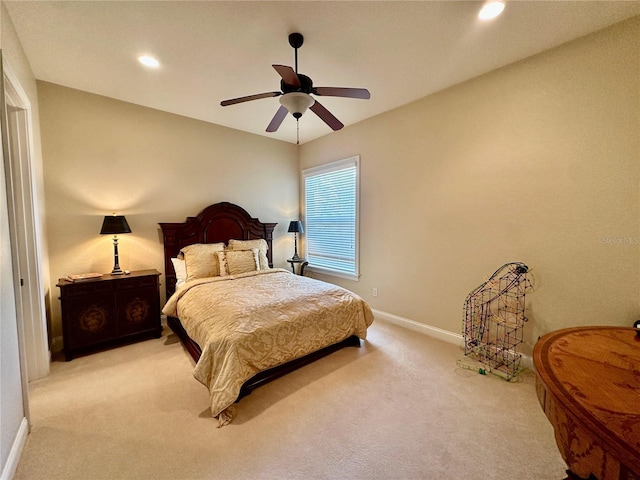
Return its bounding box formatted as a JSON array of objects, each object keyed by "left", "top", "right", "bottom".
[{"left": 533, "top": 327, "right": 640, "bottom": 480}]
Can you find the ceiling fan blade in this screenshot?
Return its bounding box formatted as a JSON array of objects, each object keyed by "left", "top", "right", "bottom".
[
  {"left": 266, "top": 105, "right": 288, "bottom": 132},
  {"left": 221, "top": 91, "right": 281, "bottom": 107},
  {"left": 273, "top": 65, "right": 301, "bottom": 88},
  {"left": 314, "top": 87, "right": 371, "bottom": 100},
  {"left": 310, "top": 101, "right": 344, "bottom": 131}
]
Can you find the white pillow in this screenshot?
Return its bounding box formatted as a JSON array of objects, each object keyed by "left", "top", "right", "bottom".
[{"left": 171, "top": 257, "right": 187, "bottom": 288}]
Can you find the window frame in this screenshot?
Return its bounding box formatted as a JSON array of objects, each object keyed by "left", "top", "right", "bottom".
[{"left": 302, "top": 155, "right": 360, "bottom": 281}]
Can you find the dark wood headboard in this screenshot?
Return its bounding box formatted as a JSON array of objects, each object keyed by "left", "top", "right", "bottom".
[{"left": 159, "top": 202, "right": 277, "bottom": 298}]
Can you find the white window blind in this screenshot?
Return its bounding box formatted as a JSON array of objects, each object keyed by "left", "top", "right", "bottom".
[{"left": 303, "top": 156, "right": 359, "bottom": 280}]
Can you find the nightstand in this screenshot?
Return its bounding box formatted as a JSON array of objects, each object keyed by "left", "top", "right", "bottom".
[
  {"left": 287, "top": 258, "right": 308, "bottom": 276},
  {"left": 57, "top": 269, "right": 161, "bottom": 360}
]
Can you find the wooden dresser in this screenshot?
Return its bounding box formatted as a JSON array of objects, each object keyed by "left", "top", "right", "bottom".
[
  {"left": 533, "top": 327, "right": 640, "bottom": 480},
  {"left": 57, "top": 269, "right": 161, "bottom": 360}
]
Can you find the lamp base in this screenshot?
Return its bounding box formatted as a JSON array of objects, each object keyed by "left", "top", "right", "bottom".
[
  {"left": 291, "top": 232, "right": 301, "bottom": 261},
  {"left": 111, "top": 238, "right": 124, "bottom": 275}
]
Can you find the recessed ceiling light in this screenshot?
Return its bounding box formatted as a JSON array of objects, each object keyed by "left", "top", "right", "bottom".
[
  {"left": 478, "top": 1, "right": 505, "bottom": 20},
  {"left": 138, "top": 55, "right": 160, "bottom": 68}
]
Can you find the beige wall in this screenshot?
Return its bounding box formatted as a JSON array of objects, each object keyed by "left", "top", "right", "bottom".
[
  {"left": 300, "top": 17, "right": 640, "bottom": 355},
  {"left": 38, "top": 82, "right": 299, "bottom": 340}
]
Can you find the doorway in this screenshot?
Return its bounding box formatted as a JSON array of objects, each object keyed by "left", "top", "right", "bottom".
[{"left": 2, "top": 60, "right": 50, "bottom": 383}]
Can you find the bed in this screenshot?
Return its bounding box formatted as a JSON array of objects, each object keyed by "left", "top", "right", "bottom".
[{"left": 159, "top": 202, "right": 374, "bottom": 425}]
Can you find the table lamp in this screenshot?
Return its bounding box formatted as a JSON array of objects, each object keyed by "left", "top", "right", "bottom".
[
  {"left": 288, "top": 220, "right": 304, "bottom": 260},
  {"left": 100, "top": 214, "right": 131, "bottom": 275}
]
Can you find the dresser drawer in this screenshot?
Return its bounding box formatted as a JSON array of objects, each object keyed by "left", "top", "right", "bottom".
[
  {"left": 116, "top": 275, "right": 158, "bottom": 290},
  {"left": 60, "top": 280, "right": 113, "bottom": 297}
]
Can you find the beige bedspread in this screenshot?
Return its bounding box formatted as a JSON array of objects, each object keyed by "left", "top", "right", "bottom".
[{"left": 162, "top": 268, "right": 374, "bottom": 424}]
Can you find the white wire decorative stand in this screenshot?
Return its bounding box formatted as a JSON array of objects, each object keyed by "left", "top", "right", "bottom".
[{"left": 461, "top": 262, "right": 532, "bottom": 381}]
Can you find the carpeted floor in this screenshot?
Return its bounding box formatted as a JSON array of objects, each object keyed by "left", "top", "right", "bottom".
[{"left": 15, "top": 319, "right": 567, "bottom": 479}]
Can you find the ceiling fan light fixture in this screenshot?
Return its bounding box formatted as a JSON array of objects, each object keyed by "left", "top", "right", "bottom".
[
  {"left": 478, "top": 1, "right": 505, "bottom": 20},
  {"left": 138, "top": 55, "right": 160, "bottom": 68},
  {"left": 279, "top": 92, "right": 315, "bottom": 118}
]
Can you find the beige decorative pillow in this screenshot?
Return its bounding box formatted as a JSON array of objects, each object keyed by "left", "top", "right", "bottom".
[
  {"left": 217, "top": 248, "right": 260, "bottom": 276},
  {"left": 228, "top": 239, "right": 270, "bottom": 270},
  {"left": 179, "top": 243, "right": 225, "bottom": 282}
]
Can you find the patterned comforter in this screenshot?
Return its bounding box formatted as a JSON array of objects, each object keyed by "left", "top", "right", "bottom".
[{"left": 162, "top": 268, "right": 374, "bottom": 424}]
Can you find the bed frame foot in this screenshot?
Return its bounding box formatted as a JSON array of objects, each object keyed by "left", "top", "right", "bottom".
[
  {"left": 167, "top": 316, "right": 362, "bottom": 403},
  {"left": 237, "top": 335, "right": 361, "bottom": 400}
]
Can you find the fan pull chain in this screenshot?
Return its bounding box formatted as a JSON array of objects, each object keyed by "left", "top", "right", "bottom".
[{"left": 296, "top": 118, "right": 300, "bottom": 145}]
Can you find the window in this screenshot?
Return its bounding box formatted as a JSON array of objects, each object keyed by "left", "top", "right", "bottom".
[{"left": 303, "top": 156, "right": 359, "bottom": 281}]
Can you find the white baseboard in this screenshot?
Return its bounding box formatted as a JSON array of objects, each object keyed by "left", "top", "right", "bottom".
[
  {"left": 1, "top": 417, "right": 28, "bottom": 480},
  {"left": 371, "top": 309, "right": 533, "bottom": 370},
  {"left": 372, "top": 309, "right": 464, "bottom": 347},
  {"left": 52, "top": 312, "right": 532, "bottom": 368}
]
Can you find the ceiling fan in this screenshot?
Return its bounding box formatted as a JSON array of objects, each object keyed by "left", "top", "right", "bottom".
[{"left": 220, "top": 33, "right": 370, "bottom": 141}]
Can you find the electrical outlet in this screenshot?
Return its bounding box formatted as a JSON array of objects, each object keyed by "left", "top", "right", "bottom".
[{"left": 372, "top": 288, "right": 378, "bottom": 297}]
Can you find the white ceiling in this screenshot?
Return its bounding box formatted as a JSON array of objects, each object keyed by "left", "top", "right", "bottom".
[{"left": 5, "top": 1, "right": 640, "bottom": 144}]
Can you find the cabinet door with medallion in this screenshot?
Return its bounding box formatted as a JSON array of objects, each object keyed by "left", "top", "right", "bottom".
[
  {"left": 116, "top": 274, "right": 161, "bottom": 336},
  {"left": 64, "top": 281, "right": 117, "bottom": 352}
]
